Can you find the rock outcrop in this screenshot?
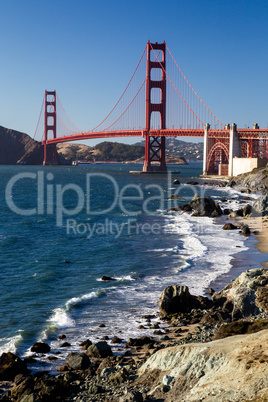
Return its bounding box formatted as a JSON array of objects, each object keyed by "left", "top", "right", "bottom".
[
  {"left": 138, "top": 329, "right": 268, "bottom": 401},
  {"left": 212, "top": 268, "right": 268, "bottom": 320},
  {"left": 159, "top": 285, "right": 213, "bottom": 316},
  {"left": 253, "top": 193, "right": 268, "bottom": 215},
  {"left": 228, "top": 165, "right": 268, "bottom": 192},
  {"left": 180, "top": 194, "right": 222, "bottom": 217},
  {"left": 0, "top": 352, "right": 29, "bottom": 381}
]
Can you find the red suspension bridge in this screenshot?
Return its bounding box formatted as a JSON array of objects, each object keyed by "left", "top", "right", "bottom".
[{"left": 35, "top": 41, "right": 268, "bottom": 176}]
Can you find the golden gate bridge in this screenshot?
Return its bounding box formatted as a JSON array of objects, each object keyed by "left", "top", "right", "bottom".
[{"left": 34, "top": 41, "right": 268, "bottom": 176}]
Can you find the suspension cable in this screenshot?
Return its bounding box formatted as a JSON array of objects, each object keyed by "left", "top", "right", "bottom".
[
  {"left": 33, "top": 94, "right": 45, "bottom": 140},
  {"left": 166, "top": 44, "right": 224, "bottom": 128}
]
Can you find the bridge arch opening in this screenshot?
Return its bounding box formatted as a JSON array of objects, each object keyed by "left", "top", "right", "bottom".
[{"left": 207, "top": 142, "right": 229, "bottom": 175}]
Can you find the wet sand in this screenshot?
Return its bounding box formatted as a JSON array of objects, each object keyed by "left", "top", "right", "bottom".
[{"left": 208, "top": 214, "right": 268, "bottom": 293}]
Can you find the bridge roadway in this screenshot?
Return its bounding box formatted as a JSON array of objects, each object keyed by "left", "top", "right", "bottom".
[
  {"left": 43, "top": 128, "right": 268, "bottom": 146},
  {"left": 43, "top": 129, "right": 207, "bottom": 145}
]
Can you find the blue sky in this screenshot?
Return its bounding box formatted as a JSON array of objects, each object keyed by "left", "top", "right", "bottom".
[{"left": 0, "top": 0, "right": 268, "bottom": 145}]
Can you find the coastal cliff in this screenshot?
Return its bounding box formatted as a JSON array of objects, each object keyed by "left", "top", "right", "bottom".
[
  {"left": 0, "top": 125, "right": 44, "bottom": 165},
  {"left": 229, "top": 164, "right": 268, "bottom": 192},
  {"left": 0, "top": 125, "right": 69, "bottom": 165}
]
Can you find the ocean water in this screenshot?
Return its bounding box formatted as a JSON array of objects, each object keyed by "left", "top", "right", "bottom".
[{"left": 0, "top": 162, "right": 263, "bottom": 372}]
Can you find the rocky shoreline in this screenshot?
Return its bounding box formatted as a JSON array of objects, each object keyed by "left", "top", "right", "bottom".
[
  {"left": 1, "top": 267, "right": 268, "bottom": 401},
  {"left": 1, "top": 169, "right": 268, "bottom": 401}
]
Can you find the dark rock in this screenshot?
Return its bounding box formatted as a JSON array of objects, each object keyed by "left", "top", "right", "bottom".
[
  {"left": 79, "top": 339, "right": 92, "bottom": 350},
  {"left": 99, "top": 323, "right": 106, "bottom": 327},
  {"left": 101, "top": 275, "right": 114, "bottom": 281},
  {"left": 186, "top": 181, "right": 199, "bottom": 186},
  {"left": 111, "top": 336, "right": 123, "bottom": 344},
  {"left": 159, "top": 285, "right": 213, "bottom": 316},
  {"left": 189, "top": 194, "right": 222, "bottom": 217},
  {"left": 222, "top": 223, "right": 238, "bottom": 230},
  {"left": 0, "top": 353, "right": 29, "bottom": 381},
  {"left": 102, "top": 336, "right": 109, "bottom": 340},
  {"left": 60, "top": 342, "right": 71, "bottom": 348},
  {"left": 47, "top": 355, "right": 58, "bottom": 361},
  {"left": 243, "top": 204, "right": 252, "bottom": 216},
  {"left": 87, "top": 341, "right": 113, "bottom": 358},
  {"left": 58, "top": 334, "right": 66, "bottom": 340},
  {"left": 179, "top": 204, "right": 193, "bottom": 212},
  {"left": 223, "top": 208, "right": 232, "bottom": 215},
  {"left": 65, "top": 352, "right": 91, "bottom": 370},
  {"left": 126, "top": 336, "right": 153, "bottom": 347},
  {"left": 253, "top": 230, "right": 261, "bottom": 235},
  {"left": 240, "top": 223, "right": 251, "bottom": 236},
  {"left": 173, "top": 179, "right": 180, "bottom": 185},
  {"left": 30, "top": 342, "right": 50, "bottom": 354}
]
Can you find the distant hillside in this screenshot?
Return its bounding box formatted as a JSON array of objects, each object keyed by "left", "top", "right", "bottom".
[
  {"left": 0, "top": 125, "right": 67, "bottom": 165},
  {"left": 165, "top": 138, "right": 203, "bottom": 161},
  {"left": 57, "top": 140, "right": 190, "bottom": 164},
  {"left": 57, "top": 141, "right": 145, "bottom": 162},
  {"left": 0, "top": 125, "right": 44, "bottom": 164},
  {"left": 134, "top": 138, "right": 203, "bottom": 161}
]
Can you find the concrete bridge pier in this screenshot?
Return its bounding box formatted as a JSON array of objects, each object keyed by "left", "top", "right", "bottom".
[
  {"left": 228, "top": 123, "right": 241, "bottom": 176},
  {"left": 202, "top": 123, "right": 210, "bottom": 175}
]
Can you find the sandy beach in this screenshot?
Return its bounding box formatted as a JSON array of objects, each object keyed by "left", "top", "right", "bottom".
[{"left": 236, "top": 214, "right": 268, "bottom": 268}]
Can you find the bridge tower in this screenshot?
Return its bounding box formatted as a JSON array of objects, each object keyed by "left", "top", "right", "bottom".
[
  {"left": 143, "top": 41, "right": 167, "bottom": 172},
  {"left": 43, "top": 90, "right": 57, "bottom": 165}
]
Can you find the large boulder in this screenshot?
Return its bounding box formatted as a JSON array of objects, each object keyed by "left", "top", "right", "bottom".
[
  {"left": 65, "top": 352, "right": 91, "bottom": 370},
  {"left": 189, "top": 194, "right": 222, "bottom": 217},
  {"left": 87, "top": 341, "right": 113, "bottom": 358},
  {"left": 30, "top": 342, "right": 50, "bottom": 354},
  {"left": 126, "top": 336, "right": 153, "bottom": 347},
  {"left": 212, "top": 268, "right": 268, "bottom": 320},
  {"left": 159, "top": 285, "right": 213, "bottom": 316},
  {"left": 0, "top": 352, "right": 29, "bottom": 380},
  {"left": 253, "top": 194, "right": 268, "bottom": 215},
  {"left": 222, "top": 223, "right": 238, "bottom": 230}
]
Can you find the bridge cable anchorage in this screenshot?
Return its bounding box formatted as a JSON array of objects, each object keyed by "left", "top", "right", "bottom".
[
  {"left": 166, "top": 44, "right": 224, "bottom": 128},
  {"left": 149, "top": 43, "right": 204, "bottom": 128},
  {"left": 33, "top": 94, "right": 45, "bottom": 140},
  {"left": 87, "top": 45, "right": 147, "bottom": 133}
]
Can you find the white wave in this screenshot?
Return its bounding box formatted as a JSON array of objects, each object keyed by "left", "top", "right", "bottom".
[
  {"left": 65, "top": 292, "right": 98, "bottom": 311},
  {"left": 48, "top": 308, "right": 75, "bottom": 328},
  {"left": 0, "top": 333, "right": 23, "bottom": 355},
  {"left": 114, "top": 275, "right": 136, "bottom": 281}
]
